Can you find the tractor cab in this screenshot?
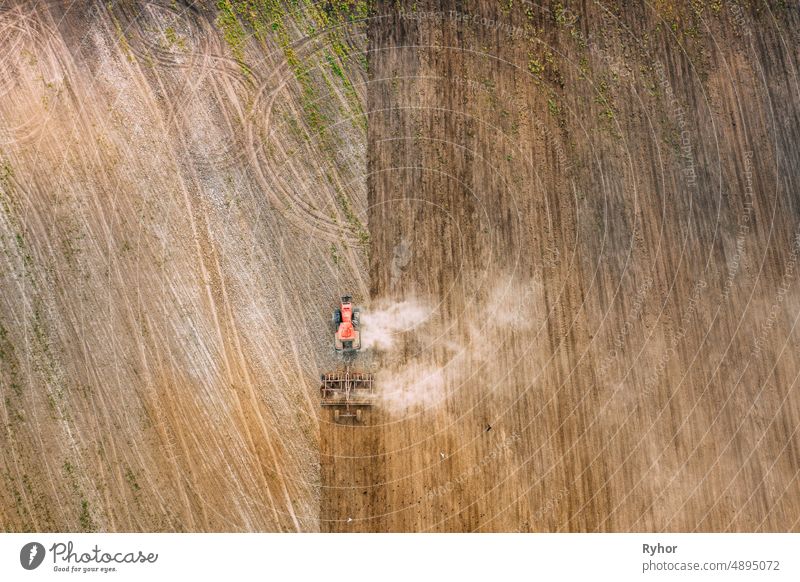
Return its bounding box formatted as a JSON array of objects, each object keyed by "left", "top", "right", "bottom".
[{"left": 333, "top": 295, "right": 361, "bottom": 352}]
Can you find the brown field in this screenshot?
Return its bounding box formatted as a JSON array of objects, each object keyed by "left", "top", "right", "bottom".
[{"left": 1, "top": 0, "right": 799, "bottom": 533}]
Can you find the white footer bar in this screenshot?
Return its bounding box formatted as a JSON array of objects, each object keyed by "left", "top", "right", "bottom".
[{"left": 1, "top": 533, "right": 797, "bottom": 581}]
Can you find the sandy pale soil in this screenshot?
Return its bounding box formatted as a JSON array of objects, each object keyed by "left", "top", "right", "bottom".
[
  {"left": 1, "top": 1, "right": 798, "bottom": 532},
  {"left": 0, "top": 0, "right": 369, "bottom": 532}
]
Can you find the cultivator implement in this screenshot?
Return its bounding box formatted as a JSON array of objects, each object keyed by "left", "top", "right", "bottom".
[{"left": 321, "top": 368, "right": 375, "bottom": 422}]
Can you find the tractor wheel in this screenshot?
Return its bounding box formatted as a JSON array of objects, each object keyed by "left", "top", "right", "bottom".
[
  {"left": 332, "top": 309, "right": 342, "bottom": 329},
  {"left": 352, "top": 309, "right": 360, "bottom": 328}
]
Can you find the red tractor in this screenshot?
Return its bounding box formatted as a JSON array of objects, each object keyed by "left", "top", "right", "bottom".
[
  {"left": 332, "top": 295, "right": 361, "bottom": 352},
  {"left": 323, "top": 295, "right": 373, "bottom": 423}
]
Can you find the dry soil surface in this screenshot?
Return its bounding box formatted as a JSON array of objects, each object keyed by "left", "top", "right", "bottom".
[{"left": 0, "top": 0, "right": 798, "bottom": 533}]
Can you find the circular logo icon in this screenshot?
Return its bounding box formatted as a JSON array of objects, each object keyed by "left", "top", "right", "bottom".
[{"left": 20, "top": 542, "right": 45, "bottom": 570}]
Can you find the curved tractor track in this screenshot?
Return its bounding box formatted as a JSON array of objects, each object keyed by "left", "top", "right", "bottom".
[{"left": 0, "top": 0, "right": 368, "bottom": 532}]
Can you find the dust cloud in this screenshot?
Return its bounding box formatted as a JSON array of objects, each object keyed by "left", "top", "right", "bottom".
[
  {"left": 365, "top": 277, "right": 541, "bottom": 413},
  {"left": 360, "top": 298, "right": 439, "bottom": 412},
  {"left": 360, "top": 299, "right": 433, "bottom": 350},
  {"left": 377, "top": 363, "right": 447, "bottom": 412}
]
